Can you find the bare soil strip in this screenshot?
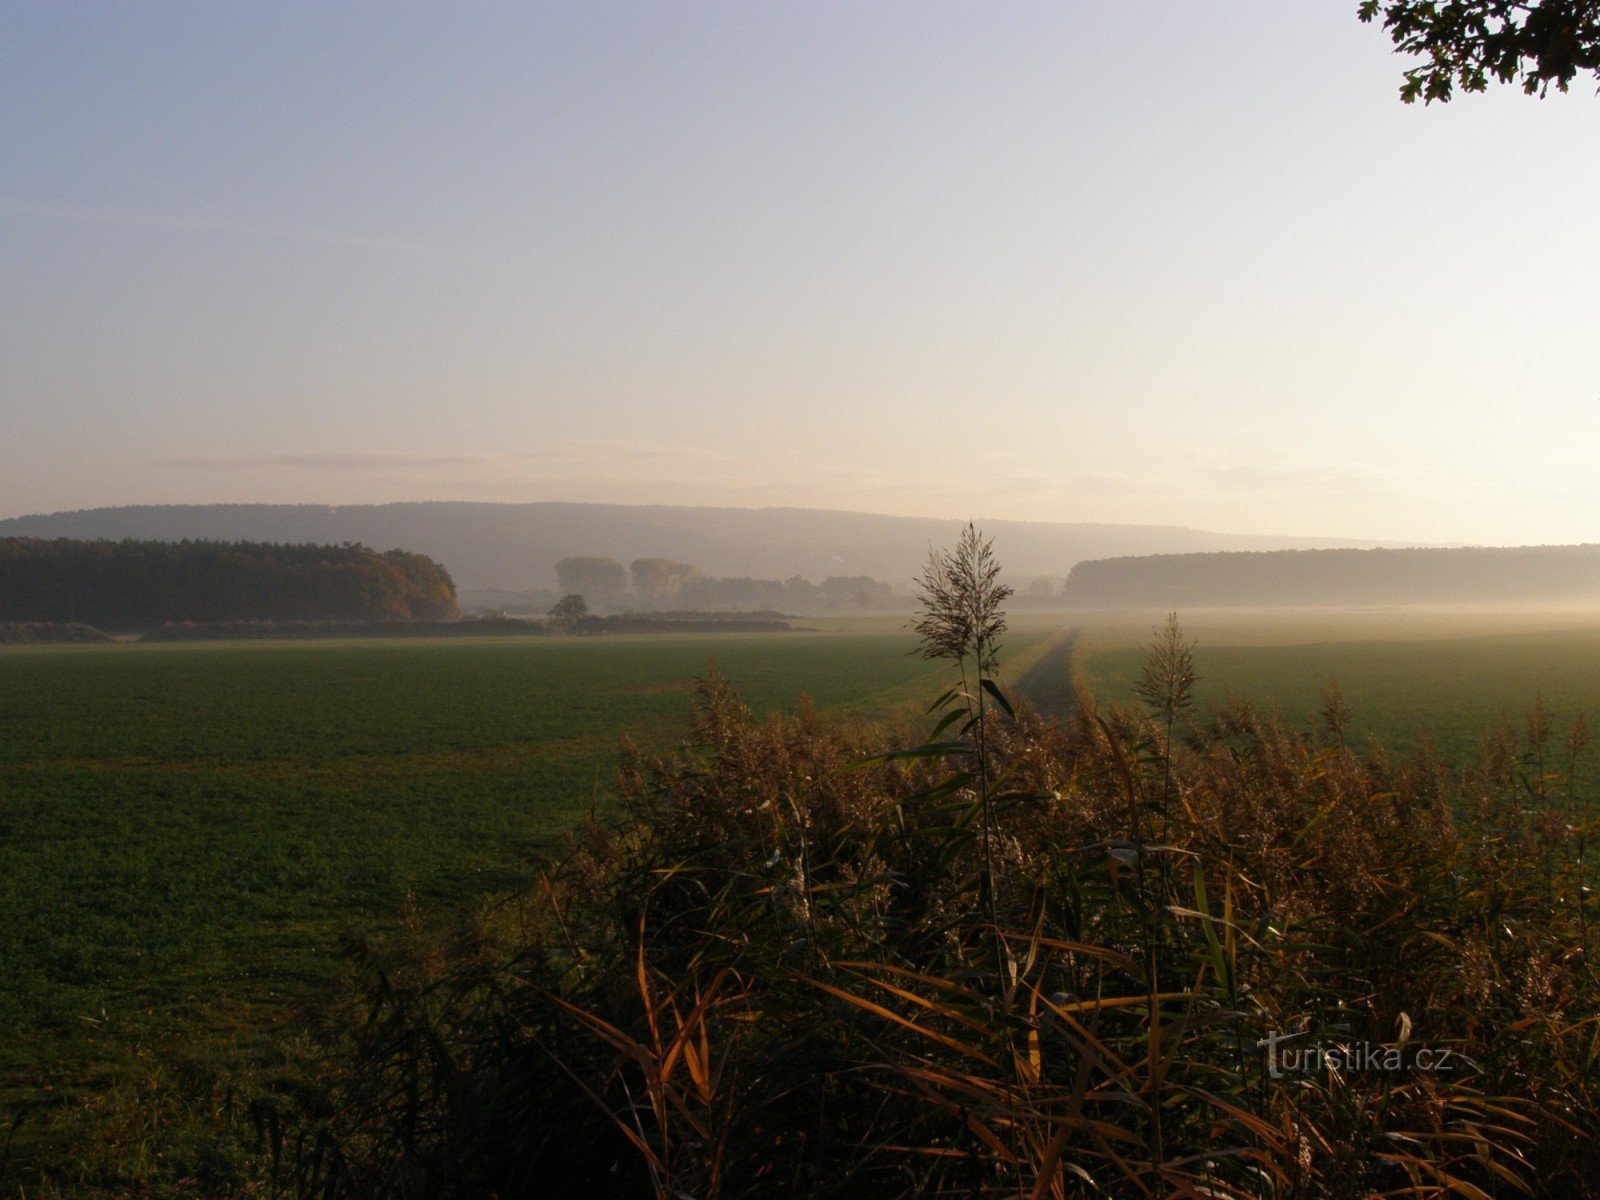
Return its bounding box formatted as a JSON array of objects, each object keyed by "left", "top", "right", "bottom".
[{"left": 1013, "top": 627, "right": 1079, "bottom": 718}]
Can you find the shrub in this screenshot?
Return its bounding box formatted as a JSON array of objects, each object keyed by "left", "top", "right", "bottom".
[{"left": 280, "top": 535, "right": 1599, "bottom": 1199}]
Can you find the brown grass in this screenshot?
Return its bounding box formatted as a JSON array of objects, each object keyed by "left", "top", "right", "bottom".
[{"left": 276, "top": 631, "right": 1599, "bottom": 1198}]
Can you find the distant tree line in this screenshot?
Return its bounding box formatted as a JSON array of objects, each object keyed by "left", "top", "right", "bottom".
[
  {"left": 554, "top": 555, "right": 898, "bottom": 611},
  {"left": 681, "top": 573, "right": 896, "bottom": 610},
  {"left": 631, "top": 557, "right": 698, "bottom": 602},
  {"left": 553, "top": 556, "right": 629, "bottom": 602},
  {"left": 0, "top": 538, "right": 458, "bottom": 628},
  {"left": 1063, "top": 545, "right": 1600, "bottom": 607},
  {"left": 0, "top": 621, "right": 115, "bottom": 645}
]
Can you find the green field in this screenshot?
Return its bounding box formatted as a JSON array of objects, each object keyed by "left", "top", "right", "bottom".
[
  {"left": 12, "top": 609, "right": 1598, "bottom": 1192},
  {"left": 1075, "top": 609, "right": 1600, "bottom": 791},
  {"left": 0, "top": 624, "right": 1065, "bottom": 1189}
]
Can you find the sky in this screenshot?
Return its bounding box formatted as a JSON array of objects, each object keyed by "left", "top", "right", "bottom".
[{"left": 3, "top": 2, "right": 1597, "bottom": 545}]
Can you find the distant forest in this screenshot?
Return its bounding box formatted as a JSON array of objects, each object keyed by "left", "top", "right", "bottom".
[
  {"left": 0, "top": 538, "right": 458, "bottom": 628},
  {"left": 551, "top": 554, "right": 898, "bottom": 611},
  {"left": 1064, "top": 545, "right": 1600, "bottom": 607},
  {"left": 0, "top": 502, "right": 1390, "bottom": 590}
]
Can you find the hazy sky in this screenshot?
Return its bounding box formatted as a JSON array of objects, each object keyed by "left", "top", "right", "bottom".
[{"left": 3, "top": 3, "right": 1596, "bottom": 543}]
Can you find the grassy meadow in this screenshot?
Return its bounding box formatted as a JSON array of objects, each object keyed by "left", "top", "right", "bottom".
[
  {"left": 1073, "top": 608, "right": 1600, "bottom": 789},
  {"left": 0, "top": 624, "right": 1061, "bottom": 1191},
  {"left": 7, "top": 608, "right": 1600, "bottom": 1194},
  {"left": 285, "top": 598, "right": 1600, "bottom": 1198}
]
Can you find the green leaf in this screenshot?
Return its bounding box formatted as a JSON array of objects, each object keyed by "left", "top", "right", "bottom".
[{"left": 980, "top": 677, "right": 1016, "bottom": 720}]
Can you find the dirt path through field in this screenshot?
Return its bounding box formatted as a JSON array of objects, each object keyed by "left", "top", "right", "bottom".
[{"left": 1014, "top": 627, "right": 1079, "bottom": 718}]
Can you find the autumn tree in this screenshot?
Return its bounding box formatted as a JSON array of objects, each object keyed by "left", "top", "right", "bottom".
[
  {"left": 1360, "top": 0, "right": 1600, "bottom": 102},
  {"left": 0, "top": 537, "right": 458, "bottom": 628},
  {"left": 547, "top": 593, "right": 589, "bottom": 629}
]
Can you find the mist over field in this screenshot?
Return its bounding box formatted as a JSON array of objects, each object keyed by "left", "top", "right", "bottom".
[
  {"left": 1063, "top": 544, "right": 1600, "bottom": 607},
  {"left": 6, "top": 2, "right": 1600, "bottom": 1197}
]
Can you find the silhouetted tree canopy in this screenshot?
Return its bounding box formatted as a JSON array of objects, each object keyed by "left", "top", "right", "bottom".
[
  {"left": 0, "top": 538, "right": 457, "bottom": 628},
  {"left": 1360, "top": 0, "right": 1600, "bottom": 102},
  {"left": 819, "top": 575, "right": 897, "bottom": 608},
  {"left": 548, "top": 593, "right": 589, "bottom": 626},
  {"left": 629, "top": 557, "right": 698, "bottom": 604},
  {"left": 554, "top": 556, "right": 625, "bottom": 601}
]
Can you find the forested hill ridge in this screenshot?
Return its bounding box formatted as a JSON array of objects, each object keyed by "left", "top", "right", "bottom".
[
  {"left": 1063, "top": 544, "right": 1600, "bottom": 607},
  {"left": 0, "top": 538, "right": 458, "bottom": 629},
  {"left": 0, "top": 502, "right": 1394, "bottom": 590}
]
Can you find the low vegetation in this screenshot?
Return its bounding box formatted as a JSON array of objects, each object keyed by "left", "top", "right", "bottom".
[
  {"left": 133, "top": 612, "right": 797, "bottom": 643},
  {"left": 1079, "top": 621, "right": 1600, "bottom": 796},
  {"left": 8, "top": 546, "right": 1600, "bottom": 1197},
  {"left": 0, "top": 629, "right": 975, "bottom": 1194},
  {"left": 279, "top": 535, "right": 1599, "bottom": 1199}
]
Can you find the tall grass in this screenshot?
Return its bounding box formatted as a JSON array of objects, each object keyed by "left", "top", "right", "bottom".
[{"left": 278, "top": 536, "right": 1599, "bottom": 1199}]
